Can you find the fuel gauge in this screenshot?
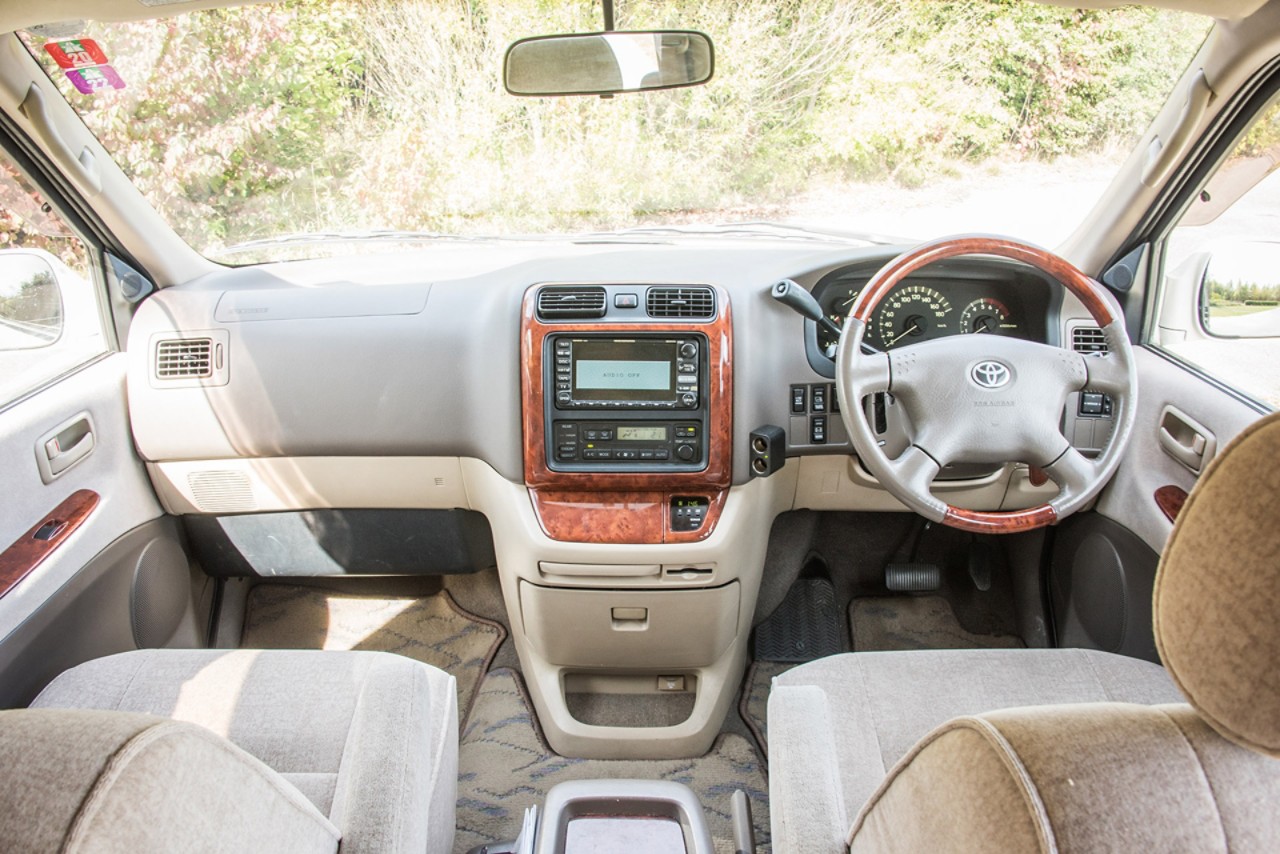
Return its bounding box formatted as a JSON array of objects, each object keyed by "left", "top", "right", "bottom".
[{"left": 960, "top": 298, "right": 1017, "bottom": 336}]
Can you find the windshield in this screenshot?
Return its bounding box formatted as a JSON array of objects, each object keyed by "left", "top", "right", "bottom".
[{"left": 25, "top": 1, "right": 1208, "bottom": 263}]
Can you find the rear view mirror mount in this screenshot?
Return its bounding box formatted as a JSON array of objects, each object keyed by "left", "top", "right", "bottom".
[{"left": 504, "top": 31, "right": 714, "bottom": 98}]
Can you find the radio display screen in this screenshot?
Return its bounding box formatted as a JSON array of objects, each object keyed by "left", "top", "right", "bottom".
[{"left": 571, "top": 339, "right": 677, "bottom": 401}]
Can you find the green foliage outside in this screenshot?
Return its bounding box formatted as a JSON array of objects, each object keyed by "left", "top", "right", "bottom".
[{"left": 27, "top": 0, "right": 1208, "bottom": 258}]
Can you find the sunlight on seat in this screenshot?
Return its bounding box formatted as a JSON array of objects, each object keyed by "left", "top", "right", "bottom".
[{"left": 172, "top": 650, "right": 261, "bottom": 737}]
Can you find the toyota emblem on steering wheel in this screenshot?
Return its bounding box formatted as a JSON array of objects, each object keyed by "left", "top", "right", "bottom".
[{"left": 971, "top": 360, "right": 1012, "bottom": 389}]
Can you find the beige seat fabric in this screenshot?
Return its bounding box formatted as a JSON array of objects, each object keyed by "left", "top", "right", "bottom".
[
  {"left": 770, "top": 411, "right": 1280, "bottom": 853},
  {"left": 768, "top": 648, "right": 1181, "bottom": 852},
  {"left": 32, "top": 649, "right": 458, "bottom": 854},
  {"left": 0, "top": 708, "right": 340, "bottom": 853}
]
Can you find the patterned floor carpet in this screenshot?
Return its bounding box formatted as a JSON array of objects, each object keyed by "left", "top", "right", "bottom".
[
  {"left": 240, "top": 584, "right": 505, "bottom": 720},
  {"left": 850, "top": 595, "right": 1023, "bottom": 651},
  {"left": 455, "top": 669, "right": 771, "bottom": 854}
]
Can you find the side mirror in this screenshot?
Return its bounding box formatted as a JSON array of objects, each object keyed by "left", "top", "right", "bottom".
[
  {"left": 0, "top": 250, "right": 63, "bottom": 350},
  {"left": 504, "top": 31, "right": 713, "bottom": 97},
  {"left": 1199, "top": 242, "right": 1280, "bottom": 338}
]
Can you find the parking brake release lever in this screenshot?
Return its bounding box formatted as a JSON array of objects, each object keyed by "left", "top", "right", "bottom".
[{"left": 771, "top": 279, "right": 842, "bottom": 341}]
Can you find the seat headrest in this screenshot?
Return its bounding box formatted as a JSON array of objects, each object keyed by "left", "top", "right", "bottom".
[
  {"left": 1154, "top": 410, "right": 1280, "bottom": 757},
  {"left": 0, "top": 708, "right": 339, "bottom": 852}
]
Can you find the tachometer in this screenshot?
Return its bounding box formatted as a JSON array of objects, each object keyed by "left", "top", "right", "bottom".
[
  {"left": 876, "top": 285, "right": 953, "bottom": 348},
  {"left": 960, "top": 298, "right": 1018, "bottom": 335},
  {"left": 817, "top": 283, "right": 862, "bottom": 356}
]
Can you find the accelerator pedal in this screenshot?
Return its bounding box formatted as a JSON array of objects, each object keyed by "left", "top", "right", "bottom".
[{"left": 885, "top": 563, "right": 940, "bottom": 592}]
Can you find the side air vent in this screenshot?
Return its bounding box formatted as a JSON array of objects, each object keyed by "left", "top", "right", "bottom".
[
  {"left": 537, "top": 286, "right": 607, "bottom": 319},
  {"left": 1071, "top": 326, "right": 1108, "bottom": 354},
  {"left": 156, "top": 338, "right": 212, "bottom": 379},
  {"left": 646, "top": 286, "right": 715, "bottom": 319}
]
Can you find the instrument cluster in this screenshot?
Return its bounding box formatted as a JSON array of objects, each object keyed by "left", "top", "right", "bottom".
[{"left": 811, "top": 263, "right": 1052, "bottom": 357}]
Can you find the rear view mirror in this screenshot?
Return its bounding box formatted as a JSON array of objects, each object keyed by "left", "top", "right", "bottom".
[
  {"left": 504, "top": 31, "right": 713, "bottom": 97},
  {"left": 1199, "top": 241, "right": 1280, "bottom": 338},
  {"left": 0, "top": 250, "right": 62, "bottom": 350}
]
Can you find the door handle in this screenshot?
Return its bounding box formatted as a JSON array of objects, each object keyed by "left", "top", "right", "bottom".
[
  {"left": 35, "top": 412, "right": 96, "bottom": 484},
  {"left": 1158, "top": 405, "right": 1216, "bottom": 474}
]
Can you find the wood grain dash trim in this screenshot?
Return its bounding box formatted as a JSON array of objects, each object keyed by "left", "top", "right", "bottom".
[
  {"left": 943, "top": 503, "right": 1057, "bottom": 534},
  {"left": 1155, "top": 485, "right": 1188, "bottom": 524},
  {"left": 0, "top": 490, "right": 99, "bottom": 600},
  {"left": 529, "top": 488, "right": 728, "bottom": 544},
  {"left": 521, "top": 284, "right": 733, "bottom": 491}
]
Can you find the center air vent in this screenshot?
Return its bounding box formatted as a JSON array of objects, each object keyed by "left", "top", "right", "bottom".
[
  {"left": 1071, "top": 326, "right": 1107, "bottom": 354},
  {"left": 537, "top": 286, "right": 606, "bottom": 319},
  {"left": 646, "top": 287, "right": 715, "bottom": 319},
  {"left": 155, "top": 338, "right": 213, "bottom": 378}
]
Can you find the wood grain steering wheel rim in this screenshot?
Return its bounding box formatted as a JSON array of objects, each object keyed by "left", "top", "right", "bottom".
[{"left": 836, "top": 235, "right": 1133, "bottom": 534}]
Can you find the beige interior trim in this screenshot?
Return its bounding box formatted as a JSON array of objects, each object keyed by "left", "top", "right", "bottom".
[
  {"left": 462, "top": 458, "right": 798, "bottom": 759},
  {"left": 148, "top": 457, "right": 469, "bottom": 515}
]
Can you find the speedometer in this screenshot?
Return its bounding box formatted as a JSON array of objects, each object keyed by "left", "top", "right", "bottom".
[{"left": 876, "top": 285, "right": 953, "bottom": 348}]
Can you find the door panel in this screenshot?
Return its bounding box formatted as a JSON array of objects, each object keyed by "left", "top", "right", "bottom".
[
  {"left": 0, "top": 355, "right": 176, "bottom": 678},
  {"left": 1095, "top": 347, "right": 1259, "bottom": 554}
]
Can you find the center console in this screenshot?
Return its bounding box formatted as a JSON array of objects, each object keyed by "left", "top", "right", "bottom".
[{"left": 493, "top": 281, "right": 785, "bottom": 761}]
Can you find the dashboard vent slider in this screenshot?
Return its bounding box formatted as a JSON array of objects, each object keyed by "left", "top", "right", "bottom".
[
  {"left": 647, "top": 286, "right": 715, "bottom": 318},
  {"left": 537, "top": 286, "right": 607, "bottom": 319}
]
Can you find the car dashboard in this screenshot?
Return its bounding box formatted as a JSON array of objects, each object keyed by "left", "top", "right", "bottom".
[{"left": 122, "top": 235, "right": 1108, "bottom": 758}]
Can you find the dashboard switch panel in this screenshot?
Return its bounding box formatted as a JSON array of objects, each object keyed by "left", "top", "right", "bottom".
[{"left": 670, "top": 496, "right": 710, "bottom": 532}]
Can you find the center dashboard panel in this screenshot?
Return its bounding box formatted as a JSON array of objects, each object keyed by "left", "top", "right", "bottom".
[{"left": 521, "top": 284, "right": 732, "bottom": 544}]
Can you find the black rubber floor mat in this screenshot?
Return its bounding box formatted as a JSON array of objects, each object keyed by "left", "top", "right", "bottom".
[{"left": 752, "top": 577, "right": 843, "bottom": 662}]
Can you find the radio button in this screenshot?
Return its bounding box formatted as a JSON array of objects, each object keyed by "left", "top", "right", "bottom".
[
  {"left": 679, "top": 342, "right": 697, "bottom": 359},
  {"left": 677, "top": 374, "right": 697, "bottom": 385},
  {"left": 556, "top": 391, "right": 572, "bottom": 404},
  {"left": 681, "top": 393, "right": 697, "bottom": 407}
]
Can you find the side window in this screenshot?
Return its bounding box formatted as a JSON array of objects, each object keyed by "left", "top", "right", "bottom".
[
  {"left": 1158, "top": 95, "right": 1280, "bottom": 409},
  {"left": 0, "top": 154, "right": 106, "bottom": 407}
]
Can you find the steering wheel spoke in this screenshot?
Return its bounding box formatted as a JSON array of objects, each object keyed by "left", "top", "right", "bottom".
[
  {"left": 1083, "top": 350, "right": 1130, "bottom": 397},
  {"left": 888, "top": 444, "right": 942, "bottom": 497},
  {"left": 1043, "top": 446, "right": 1099, "bottom": 500},
  {"left": 847, "top": 349, "right": 891, "bottom": 396}
]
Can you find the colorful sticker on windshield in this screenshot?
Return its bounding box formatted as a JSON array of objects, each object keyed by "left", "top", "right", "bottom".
[
  {"left": 44, "top": 39, "right": 109, "bottom": 69},
  {"left": 65, "top": 66, "right": 126, "bottom": 95}
]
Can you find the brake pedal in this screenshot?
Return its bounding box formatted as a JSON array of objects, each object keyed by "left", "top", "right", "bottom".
[{"left": 885, "top": 563, "right": 940, "bottom": 592}]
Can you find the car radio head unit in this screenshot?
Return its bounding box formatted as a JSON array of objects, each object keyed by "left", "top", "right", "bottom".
[
  {"left": 545, "top": 333, "right": 709, "bottom": 471},
  {"left": 553, "top": 336, "right": 700, "bottom": 410}
]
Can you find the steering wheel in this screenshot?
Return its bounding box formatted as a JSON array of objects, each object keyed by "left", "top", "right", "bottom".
[{"left": 834, "top": 236, "right": 1137, "bottom": 533}]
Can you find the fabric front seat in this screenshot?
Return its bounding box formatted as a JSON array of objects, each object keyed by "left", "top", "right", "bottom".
[
  {"left": 768, "top": 411, "right": 1280, "bottom": 853},
  {"left": 30, "top": 649, "right": 458, "bottom": 854}
]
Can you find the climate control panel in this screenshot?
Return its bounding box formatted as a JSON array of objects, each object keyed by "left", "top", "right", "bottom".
[{"left": 552, "top": 421, "right": 702, "bottom": 466}]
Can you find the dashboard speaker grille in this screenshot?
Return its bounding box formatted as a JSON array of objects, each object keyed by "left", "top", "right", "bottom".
[
  {"left": 187, "top": 470, "right": 255, "bottom": 513},
  {"left": 646, "top": 287, "right": 715, "bottom": 318},
  {"left": 156, "top": 338, "right": 213, "bottom": 379},
  {"left": 536, "top": 286, "right": 606, "bottom": 319},
  {"left": 1071, "top": 326, "right": 1108, "bottom": 353}
]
